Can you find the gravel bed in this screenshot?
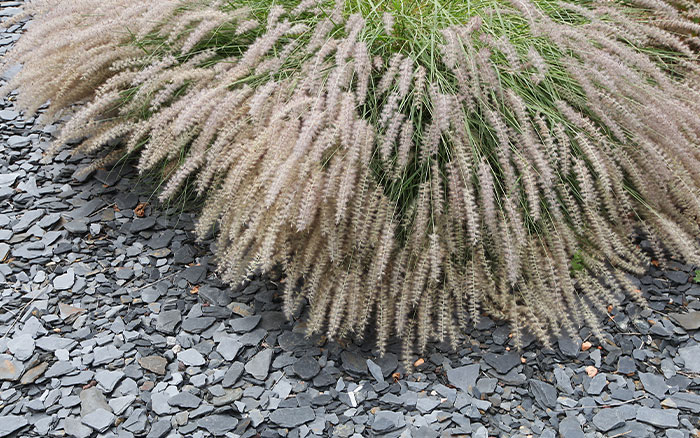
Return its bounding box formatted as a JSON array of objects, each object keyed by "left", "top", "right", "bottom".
[{"left": 1, "top": 3, "right": 700, "bottom": 437}]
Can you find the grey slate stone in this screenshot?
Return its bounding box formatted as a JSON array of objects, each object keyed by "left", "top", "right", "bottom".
[
  {"left": 44, "top": 361, "right": 75, "bottom": 378},
  {"left": 146, "top": 419, "right": 172, "bottom": 438},
  {"left": 558, "top": 336, "right": 582, "bottom": 358},
  {"left": 559, "top": 417, "right": 584, "bottom": 438},
  {"left": 670, "top": 311, "right": 700, "bottom": 330},
  {"left": 636, "top": 407, "right": 679, "bottom": 428},
  {"left": 217, "top": 336, "right": 242, "bottom": 361},
  {"left": 177, "top": 348, "right": 205, "bottom": 367},
  {"left": 7, "top": 334, "right": 34, "bottom": 361},
  {"left": 367, "top": 359, "right": 384, "bottom": 383},
  {"left": 593, "top": 408, "right": 626, "bottom": 432},
  {"left": 0, "top": 173, "right": 20, "bottom": 187},
  {"left": 245, "top": 349, "right": 272, "bottom": 380},
  {"left": 35, "top": 336, "right": 76, "bottom": 351},
  {"left": 109, "top": 395, "right": 136, "bottom": 416},
  {"left": 197, "top": 415, "right": 239, "bottom": 436},
  {"left": 173, "top": 245, "right": 196, "bottom": 264},
  {"left": 483, "top": 351, "right": 520, "bottom": 374},
  {"left": 447, "top": 364, "right": 480, "bottom": 395},
  {"left": 0, "top": 415, "right": 27, "bottom": 437},
  {"left": 639, "top": 372, "right": 668, "bottom": 399},
  {"left": 530, "top": 380, "right": 557, "bottom": 409},
  {"left": 294, "top": 355, "right": 321, "bottom": 380},
  {"left": 372, "top": 410, "right": 405, "bottom": 433},
  {"left": 12, "top": 210, "right": 43, "bottom": 233},
  {"left": 586, "top": 373, "right": 607, "bottom": 395},
  {"left": 222, "top": 362, "right": 244, "bottom": 387},
  {"left": 181, "top": 316, "right": 216, "bottom": 333},
  {"left": 617, "top": 356, "right": 636, "bottom": 374},
  {"left": 554, "top": 367, "right": 574, "bottom": 394},
  {"left": 130, "top": 217, "right": 156, "bottom": 232},
  {"left": 151, "top": 392, "right": 176, "bottom": 415},
  {"left": 81, "top": 408, "right": 115, "bottom": 433},
  {"left": 80, "top": 387, "right": 111, "bottom": 416},
  {"left": 340, "top": 351, "right": 368, "bottom": 375},
  {"left": 229, "top": 315, "right": 261, "bottom": 333},
  {"left": 168, "top": 391, "right": 202, "bottom": 408},
  {"left": 64, "top": 220, "right": 88, "bottom": 234},
  {"left": 95, "top": 370, "right": 124, "bottom": 393},
  {"left": 156, "top": 310, "right": 181, "bottom": 334},
  {"left": 92, "top": 345, "right": 123, "bottom": 366},
  {"left": 64, "top": 417, "right": 92, "bottom": 438},
  {"left": 416, "top": 396, "right": 441, "bottom": 413},
  {"left": 678, "top": 345, "right": 700, "bottom": 373},
  {"left": 269, "top": 407, "right": 315, "bottom": 428},
  {"left": 53, "top": 269, "right": 75, "bottom": 290}
]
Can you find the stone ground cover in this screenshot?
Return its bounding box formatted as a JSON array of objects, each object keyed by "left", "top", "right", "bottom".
[{"left": 1, "top": 2, "right": 700, "bottom": 437}]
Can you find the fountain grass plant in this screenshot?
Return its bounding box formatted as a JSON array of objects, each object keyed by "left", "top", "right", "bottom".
[{"left": 2, "top": 0, "right": 700, "bottom": 360}]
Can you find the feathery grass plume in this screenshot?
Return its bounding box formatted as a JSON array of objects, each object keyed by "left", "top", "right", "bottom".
[{"left": 4, "top": 0, "right": 700, "bottom": 361}]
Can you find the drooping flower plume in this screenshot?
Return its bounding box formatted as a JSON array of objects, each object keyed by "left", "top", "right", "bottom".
[{"left": 3, "top": 0, "right": 700, "bottom": 359}]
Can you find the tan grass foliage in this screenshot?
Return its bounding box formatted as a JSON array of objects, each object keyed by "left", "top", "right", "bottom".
[{"left": 3, "top": 0, "right": 700, "bottom": 358}]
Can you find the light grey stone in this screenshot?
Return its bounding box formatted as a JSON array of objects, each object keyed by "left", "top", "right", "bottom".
[
  {"left": 0, "top": 415, "right": 27, "bottom": 437},
  {"left": 53, "top": 269, "right": 75, "bottom": 291},
  {"left": 245, "top": 349, "right": 272, "bottom": 380},
  {"left": 269, "top": 407, "right": 315, "bottom": 428},
  {"left": 177, "top": 348, "right": 205, "bottom": 367},
  {"left": 81, "top": 408, "right": 115, "bottom": 433},
  {"left": 636, "top": 407, "right": 679, "bottom": 428},
  {"left": 7, "top": 334, "right": 34, "bottom": 361}
]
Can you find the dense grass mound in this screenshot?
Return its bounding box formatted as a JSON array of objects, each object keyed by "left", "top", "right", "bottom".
[{"left": 3, "top": 0, "right": 700, "bottom": 357}]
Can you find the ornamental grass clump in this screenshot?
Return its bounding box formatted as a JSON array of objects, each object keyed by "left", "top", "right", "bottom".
[{"left": 3, "top": 0, "right": 700, "bottom": 357}]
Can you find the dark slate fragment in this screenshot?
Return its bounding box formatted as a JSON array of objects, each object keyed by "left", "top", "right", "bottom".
[
  {"left": 586, "top": 373, "right": 607, "bottom": 395},
  {"left": 341, "top": 351, "right": 368, "bottom": 375},
  {"left": 199, "top": 285, "right": 232, "bottom": 307},
  {"left": 483, "top": 351, "right": 520, "bottom": 375},
  {"left": 530, "top": 380, "right": 558, "bottom": 409},
  {"left": 180, "top": 265, "right": 207, "bottom": 284},
  {"left": 558, "top": 336, "right": 581, "bottom": 358},
  {"left": 69, "top": 199, "right": 105, "bottom": 219},
  {"left": 372, "top": 411, "right": 405, "bottom": 433},
  {"left": 229, "top": 315, "right": 261, "bottom": 333},
  {"left": 294, "top": 356, "right": 321, "bottom": 380},
  {"left": 173, "top": 245, "right": 196, "bottom": 264},
  {"left": 115, "top": 193, "right": 140, "bottom": 210},
  {"left": 181, "top": 317, "right": 216, "bottom": 334},
  {"left": 130, "top": 217, "right": 156, "bottom": 233},
  {"left": 617, "top": 356, "right": 636, "bottom": 374},
  {"left": 666, "top": 270, "right": 689, "bottom": 284}
]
